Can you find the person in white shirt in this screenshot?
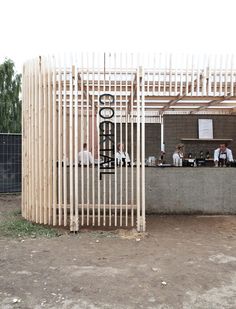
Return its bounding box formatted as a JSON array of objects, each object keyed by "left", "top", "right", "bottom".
[
  {"left": 214, "top": 143, "right": 233, "bottom": 167},
  {"left": 115, "top": 143, "right": 131, "bottom": 167},
  {"left": 78, "top": 143, "right": 94, "bottom": 166},
  {"left": 173, "top": 143, "right": 184, "bottom": 167}
]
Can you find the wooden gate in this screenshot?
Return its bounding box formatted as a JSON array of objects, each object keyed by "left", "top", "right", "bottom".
[{"left": 22, "top": 53, "right": 146, "bottom": 232}]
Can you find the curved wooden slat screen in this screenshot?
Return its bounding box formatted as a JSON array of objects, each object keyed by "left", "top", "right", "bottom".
[{"left": 22, "top": 54, "right": 146, "bottom": 232}]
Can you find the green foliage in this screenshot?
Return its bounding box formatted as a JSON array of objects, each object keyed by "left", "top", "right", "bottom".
[
  {"left": 0, "top": 59, "right": 22, "bottom": 133},
  {"left": 0, "top": 209, "right": 61, "bottom": 238}
]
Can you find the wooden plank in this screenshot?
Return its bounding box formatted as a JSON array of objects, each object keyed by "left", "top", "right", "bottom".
[
  {"left": 43, "top": 57, "right": 48, "bottom": 224},
  {"left": 114, "top": 53, "right": 117, "bottom": 226},
  {"left": 125, "top": 53, "right": 128, "bottom": 226},
  {"left": 136, "top": 60, "right": 141, "bottom": 231},
  {"left": 141, "top": 65, "right": 146, "bottom": 232},
  {"left": 74, "top": 55, "right": 79, "bottom": 231},
  {"left": 86, "top": 53, "right": 90, "bottom": 226},
  {"left": 38, "top": 57, "right": 43, "bottom": 223},
  {"left": 34, "top": 59, "right": 39, "bottom": 224},
  {"left": 69, "top": 55, "right": 74, "bottom": 230},
  {"left": 91, "top": 53, "right": 95, "bottom": 226},
  {"left": 103, "top": 53, "right": 106, "bottom": 227},
  {"left": 52, "top": 56, "right": 57, "bottom": 226},
  {"left": 119, "top": 53, "right": 123, "bottom": 226},
  {"left": 63, "top": 55, "right": 67, "bottom": 226},
  {"left": 47, "top": 56, "right": 53, "bottom": 225},
  {"left": 81, "top": 53, "right": 85, "bottom": 226},
  {"left": 97, "top": 53, "right": 101, "bottom": 226},
  {"left": 224, "top": 55, "right": 229, "bottom": 96},
  {"left": 130, "top": 54, "right": 134, "bottom": 227},
  {"left": 58, "top": 56, "right": 63, "bottom": 226},
  {"left": 108, "top": 53, "right": 112, "bottom": 227},
  {"left": 219, "top": 54, "right": 223, "bottom": 95}
]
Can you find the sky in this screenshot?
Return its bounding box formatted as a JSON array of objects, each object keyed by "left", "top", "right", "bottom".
[{"left": 0, "top": 0, "right": 236, "bottom": 73}]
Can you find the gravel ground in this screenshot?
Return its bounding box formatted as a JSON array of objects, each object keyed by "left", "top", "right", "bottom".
[{"left": 1, "top": 194, "right": 236, "bottom": 309}]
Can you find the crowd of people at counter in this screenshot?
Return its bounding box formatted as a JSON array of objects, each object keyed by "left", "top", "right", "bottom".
[
  {"left": 172, "top": 143, "right": 234, "bottom": 167},
  {"left": 77, "top": 142, "right": 235, "bottom": 168}
]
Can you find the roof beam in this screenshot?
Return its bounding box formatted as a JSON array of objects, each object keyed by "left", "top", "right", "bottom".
[{"left": 190, "top": 95, "right": 232, "bottom": 114}]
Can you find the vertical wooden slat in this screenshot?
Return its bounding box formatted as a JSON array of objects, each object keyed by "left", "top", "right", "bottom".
[
  {"left": 43, "top": 57, "right": 48, "bottom": 224},
  {"left": 141, "top": 64, "right": 146, "bottom": 232},
  {"left": 136, "top": 59, "right": 141, "bottom": 231},
  {"left": 52, "top": 56, "right": 57, "bottom": 226},
  {"left": 31, "top": 60, "right": 36, "bottom": 222},
  {"left": 185, "top": 55, "right": 189, "bottom": 96},
  {"left": 81, "top": 53, "right": 85, "bottom": 226},
  {"left": 207, "top": 55, "right": 211, "bottom": 96},
  {"left": 58, "top": 56, "right": 62, "bottom": 226},
  {"left": 213, "top": 54, "right": 217, "bottom": 97},
  {"left": 91, "top": 53, "right": 95, "bottom": 226},
  {"left": 69, "top": 55, "right": 74, "bottom": 230},
  {"left": 108, "top": 53, "right": 112, "bottom": 227},
  {"left": 219, "top": 54, "right": 223, "bottom": 96},
  {"left": 130, "top": 54, "right": 134, "bottom": 227},
  {"left": 86, "top": 53, "right": 90, "bottom": 226},
  {"left": 119, "top": 53, "right": 123, "bottom": 226},
  {"left": 74, "top": 55, "right": 79, "bottom": 231},
  {"left": 34, "top": 59, "right": 39, "bottom": 223},
  {"left": 169, "top": 54, "right": 172, "bottom": 96},
  {"left": 114, "top": 53, "right": 117, "bottom": 226},
  {"left": 230, "top": 55, "right": 234, "bottom": 96},
  {"left": 196, "top": 55, "right": 200, "bottom": 96},
  {"left": 174, "top": 55, "right": 178, "bottom": 95},
  {"left": 22, "top": 64, "right": 25, "bottom": 218},
  {"left": 125, "top": 53, "right": 128, "bottom": 226},
  {"left": 63, "top": 55, "right": 67, "bottom": 226},
  {"left": 97, "top": 53, "right": 101, "bottom": 226},
  {"left": 191, "top": 55, "right": 194, "bottom": 96},
  {"left": 38, "top": 57, "right": 43, "bottom": 223},
  {"left": 180, "top": 54, "right": 183, "bottom": 96},
  {"left": 224, "top": 55, "right": 229, "bottom": 96},
  {"left": 47, "top": 56, "right": 53, "bottom": 225},
  {"left": 163, "top": 53, "right": 167, "bottom": 95}
]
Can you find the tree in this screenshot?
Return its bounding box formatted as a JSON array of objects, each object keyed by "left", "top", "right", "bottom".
[{"left": 0, "top": 59, "right": 22, "bottom": 133}]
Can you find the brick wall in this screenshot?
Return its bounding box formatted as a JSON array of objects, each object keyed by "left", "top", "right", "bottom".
[{"left": 163, "top": 115, "right": 236, "bottom": 163}]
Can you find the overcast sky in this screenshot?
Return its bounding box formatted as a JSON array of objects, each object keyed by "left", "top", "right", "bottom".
[{"left": 0, "top": 0, "right": 236, "bottom": 73}]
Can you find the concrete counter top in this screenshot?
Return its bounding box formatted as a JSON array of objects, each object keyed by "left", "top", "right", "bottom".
[{"left": 145, "top": 167, "right": 236, "bottom": 214}]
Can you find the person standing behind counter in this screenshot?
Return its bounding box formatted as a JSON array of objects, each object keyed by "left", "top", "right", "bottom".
[
  {"left": 115, "top": 143, "right": 131, "bottom": 167},
  {"left": 78, "top": 143, "right": 94, "bottom": 166},
  {"left": 173, "top": 143, "right": 184, "bottom": 167},
  {"left": 214, "top": 143, "right": 233, "bottom": 167}
]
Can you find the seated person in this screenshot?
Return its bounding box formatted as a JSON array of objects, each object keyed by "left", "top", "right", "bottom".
[
  {"left": 214, "top": 143, "right": 233, "bottom": 167},
  {"left": 173, "top": 143, "right": 184, "bottom": 166},
  {"left": 78, "top": 143, "right": 94, "bottom": 166},
  {"left": 115, "top": 143, "right": 131, "bottom": 167}
]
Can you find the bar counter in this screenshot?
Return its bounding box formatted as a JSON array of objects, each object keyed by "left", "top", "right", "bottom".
[{"left": 146, "top": 167, "right": 236, "bottom": 214}]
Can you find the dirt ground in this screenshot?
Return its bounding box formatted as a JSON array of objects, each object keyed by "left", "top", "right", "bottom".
[{"left": 1, "top": 195, "right": 236, "bottom": 309}]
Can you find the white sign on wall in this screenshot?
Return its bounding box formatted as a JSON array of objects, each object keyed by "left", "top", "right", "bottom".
[{"left": 198, "top": 119, "right": 213, "bottom": 139}]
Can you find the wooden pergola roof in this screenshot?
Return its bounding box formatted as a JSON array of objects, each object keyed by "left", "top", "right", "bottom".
[{"left": 25, "top": 54, "right": 236, "bottom": 115}]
